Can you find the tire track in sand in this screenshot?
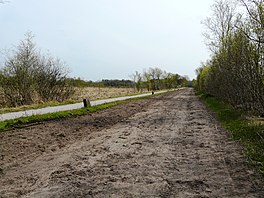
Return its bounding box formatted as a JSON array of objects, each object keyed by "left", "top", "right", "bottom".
[{"left": 3, "top": 89, "right": 264, "bottom": 197}]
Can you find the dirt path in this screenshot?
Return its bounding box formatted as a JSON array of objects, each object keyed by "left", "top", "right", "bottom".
[{"left": 0, "top": 89, "right": 263, "bottom": 197}]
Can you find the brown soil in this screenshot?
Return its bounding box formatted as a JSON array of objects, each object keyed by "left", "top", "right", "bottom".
[{"left": 0, "top": 89, "right": 263, "bottom": 198}]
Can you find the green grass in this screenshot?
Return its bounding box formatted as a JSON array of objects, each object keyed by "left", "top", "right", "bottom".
[
  {"left": 200, "top": 94, "right": 264, "bottom": 177},
  {"left": 0, "top": 91, "right": 168, "bottom": 132}
]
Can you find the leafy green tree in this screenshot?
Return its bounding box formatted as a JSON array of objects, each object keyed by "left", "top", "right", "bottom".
[{"left": 197, "top": 0, "right": 264, "bottom": 115}]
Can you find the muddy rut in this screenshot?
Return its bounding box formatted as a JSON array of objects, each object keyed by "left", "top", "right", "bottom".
[{"left": 0, "top": 89, "right": 263, "bottom": 197}]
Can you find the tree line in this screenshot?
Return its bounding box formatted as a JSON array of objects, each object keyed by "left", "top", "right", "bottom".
[
  {"left": 69, "top": 69, "right": 189, "bottom": 91},
  {"left": 195, "top": 0, "right": 264, "bottom": 116},
  {"left": 130, "top": 67, "right": 189, "bottom": 92},
  {"left": 68, "top": 78, "right": 134, "bottom": 88}
]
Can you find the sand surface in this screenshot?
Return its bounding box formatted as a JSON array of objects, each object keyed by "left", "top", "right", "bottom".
[{"left": 0, "top": 89, "right": 263, "bottom": 197}]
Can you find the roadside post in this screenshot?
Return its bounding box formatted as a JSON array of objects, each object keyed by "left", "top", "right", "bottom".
[{"left": 83, "top": 98, "right": 91, "bottom": 108}]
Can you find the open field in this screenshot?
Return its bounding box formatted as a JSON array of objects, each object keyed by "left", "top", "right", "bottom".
[
  {"left": 0, "top": 89, "right": 263, "bottom": 197},
  {"left": 0, "top": 87, "right": 142, "bottom": 114},
  {"left": 70, "top": 87, "right": 140, "bottom": 101}
]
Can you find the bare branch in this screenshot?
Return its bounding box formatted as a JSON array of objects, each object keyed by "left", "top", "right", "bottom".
[
  {"left": 240, "top": 0, "right": 262, "bottom": 23},
  {"left": 234, "top": 24, "right": 264, "bottom": 43},
  {"left": 202, "top": 0, "right": 237, "bottom": 52}
]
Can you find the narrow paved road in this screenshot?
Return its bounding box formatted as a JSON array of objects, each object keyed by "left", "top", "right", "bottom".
[{"left": 0, "top": 89, "right": 263, "bottom": 197}]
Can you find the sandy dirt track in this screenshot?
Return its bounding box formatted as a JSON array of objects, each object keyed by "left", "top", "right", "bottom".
[{"left": 0, "top": 89, "right": 263, "bottom": 197}]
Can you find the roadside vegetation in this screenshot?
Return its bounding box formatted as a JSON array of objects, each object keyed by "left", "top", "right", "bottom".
[
  {"left": 69, "top": 69, "right": 190, "bottom": 92},
  {"left": 0, "top": 33, "right": 189, "bottom": 112},
  {"left": 0, "top": 91, "right": 168, "bottom": 131},
  {"left": 196, "top": 0, "right": 264, "bottom": 177},
  {"left": 130, "top": 67, "right": 190, "bottom": 92},
  {"left": 201, "top": 94, "right": 264, "bottom": 177},
  {"left": 0, "top": 100, "right": 122, "bottom": 131},
  {"left": 0, "top": 32, "right": 74, "bottom": 108},
  {"left": 195, "top": 0, "right": 264, "bottom": 116}
]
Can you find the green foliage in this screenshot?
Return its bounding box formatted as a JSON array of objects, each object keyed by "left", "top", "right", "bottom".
[
  {"left": 131, "top": 67, "right": 189, "bottom": 91},
  {"left": 201, "top": 94, "right": 264, "bottom": 177},
  {"left": 197, "top": 0, "right": 264, "bottom": 116},
  {"left": 198, "top": 66, "right": 211, "bottom": 92},
  {"left": 197, "top": 29, "right": 264, "bottom": 115}
]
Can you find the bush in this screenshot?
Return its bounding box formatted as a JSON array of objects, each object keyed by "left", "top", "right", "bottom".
[{"left": 0, "top": 33, "right": 74, "bottom": 107}]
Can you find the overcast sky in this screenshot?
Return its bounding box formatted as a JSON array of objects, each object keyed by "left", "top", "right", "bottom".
[{"left": 0, "top": 0, "right": 213, "bottom": 81}]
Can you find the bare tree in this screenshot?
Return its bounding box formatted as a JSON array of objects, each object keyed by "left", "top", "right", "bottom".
[
  {"left": 154, "top": 67, "right": 163, "bottom": 90},
  {"left": 130, "top": 71, "right": 142, "bottom": 92},
  {"left": 238, "top": 0, "right": 264, "bottom": 42},
  {"left": 132, "top": 67, "right": 188, "bottom": 91},
  {"left": 1, "top": 33, "right": 38, "bottom": 106},
  {"left": 202, "top": 0, "right": 237, "bottom": 52},
  {"left": 0, "top": 32, "right": 74, "bottom": 107},
  {"left": 146, "top": 67, "right": 164, "bottom": 90},
  {"left": 237, "top": 0, "right": 264, "bottom": 67},
  {"left": 143, "top": 69, "right": 151, "bottom": 91}
]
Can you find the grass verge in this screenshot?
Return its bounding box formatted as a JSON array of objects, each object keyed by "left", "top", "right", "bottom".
[
  {"left": 200, "top": 94, "right": 264, "bottom": 177},
  {"left": 0, "top": 91, "right": 168, "bottom": 132},
  {"left": 0, "top": 100, "right": 127, "bottom": 131}
]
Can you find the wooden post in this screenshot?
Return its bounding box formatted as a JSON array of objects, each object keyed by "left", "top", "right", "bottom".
[
  {"left": 83, "top": 99, "right": 88, "bottom": 107},
  {"left": 83, "top": 98, "right": 91, "bottom": 107}
]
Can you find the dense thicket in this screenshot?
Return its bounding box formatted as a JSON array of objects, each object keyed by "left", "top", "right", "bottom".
[
  {"left": 68, "top": 78, "right": 134, "bottom": 88},
  {"left": 0, "top": 33, "right": 74, "bottom": 107},
  {"left": 101, "top": 79, "right": 134, "bottom": 87},
  {"left": 196, "top": 0, "right": 264, "bottom": 116}
]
